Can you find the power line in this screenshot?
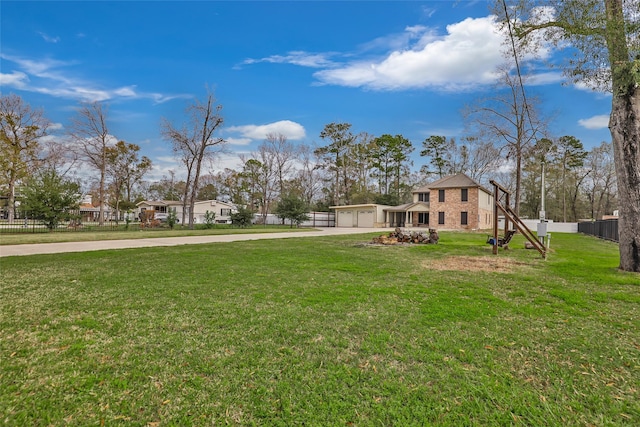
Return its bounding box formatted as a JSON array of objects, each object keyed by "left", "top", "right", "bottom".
[{"left": 501, "top": 0, "right": 541, "bottom": 141}]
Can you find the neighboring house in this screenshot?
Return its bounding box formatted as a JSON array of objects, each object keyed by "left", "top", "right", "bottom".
[
  {"left": 330, "top": 173, "right": 494, "bottom": 230},
  {"left": 192, "top": 200, "right": 236, "bottom": 224},
  {"left": 79, "top": 202, "right": 101, "bottom": 222},
  {"left": 136, "top": 200, "right": 236, "bottom": 224},
  {"left": 78, "top": 195, "right": 112, "bottom": 222},
  {"left": 136, "top": 200, "right": 183, "bottom": 222}
]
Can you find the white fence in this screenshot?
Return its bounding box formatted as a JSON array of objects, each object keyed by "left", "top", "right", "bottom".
[{"left": 499, "top": 218, "right": 578, "bottom": 233}]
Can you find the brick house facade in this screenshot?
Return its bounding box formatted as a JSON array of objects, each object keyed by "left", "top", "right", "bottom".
[{"left": 411, "top": 174, "right": 493, "bottom": 230}]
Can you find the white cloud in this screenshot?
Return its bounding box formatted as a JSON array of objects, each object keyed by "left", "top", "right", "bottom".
[
  {"left": 147, "top": 152, "right": 243, "bottom": 182},
  {"left": 0, "top": 71, "right": 28, "bottom": 88},
  {"left": 155, "top": 156, "right": 178, "bottom": 164},
  {"left": 225, "top": 137, "right": 253, "bottom": 146},
  {"left": 1, "top": 54, "right": 74, "bottom": 77},
  {"left": 358, "top": 25, "right": 437, "bottom": 53},
  {"left": 313, "top": 16, "right": 505, "bottom": 91},
  {"left": 246, "top": 14, "right": 557, "bottom": 93},
  {"left": 226, "top": 120, "right": 306, "bottom": 141},
  {"left": 38, "top": 32, "right": 60, "bottom": 43},
  {"left": 421, "top": 7, "right": 437, "bottom": 19},
  {"left": 0, "top": 53, "right": 189, "bottom": 103},
  {"left": 240, "top": 51, "right": 336, "bottom": 68},
  {"left": 578, "top": 114, "right": 609, "bottom": 130},
  {"left": 210, "top": 152, "right": 243, "bottom": 171},
  {"left": 114, "top": 86, "right": 138, "bottom": 97},
  {"left": 526, "top": 71, "right": 564, "bottom": 86}
]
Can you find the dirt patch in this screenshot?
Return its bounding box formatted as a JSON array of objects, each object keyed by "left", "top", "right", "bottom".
[{"left": 424, "top": 256, "right": 532, "bottom": 273}]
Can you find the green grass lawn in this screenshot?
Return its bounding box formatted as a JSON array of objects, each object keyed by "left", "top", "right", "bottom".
[{"left": 1, "top": 232, "right": 638, "bottom": 426}]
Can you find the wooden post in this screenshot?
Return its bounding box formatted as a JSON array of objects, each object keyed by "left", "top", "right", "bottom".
[{"left": 504, "top": 191, "right": 510, "bottom": 236}]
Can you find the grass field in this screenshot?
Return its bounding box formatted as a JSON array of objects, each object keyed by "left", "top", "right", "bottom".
[{"left": 1, "top": 232, "right": 638, "bottom": 426}]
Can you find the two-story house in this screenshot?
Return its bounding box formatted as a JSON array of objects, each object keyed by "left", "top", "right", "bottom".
[
  {"left": 410, "top": 174, "right": 493, "bottom": 230},
  {"left": 331, "top": 174, "right": 494, "bottom": 230}
]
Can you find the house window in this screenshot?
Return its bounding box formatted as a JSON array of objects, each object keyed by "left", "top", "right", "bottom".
[
  {"left": 418, "top": 192, "right": 429, "bottom": 202},
  {"left": 461, "top": 188, "right": 468, "bottom": 202},
  {"left": 461, "top": 211, "right": 468, "bottom": 225},
  {"left": 418, "top": 212, "right": 429, "bottom": 224},
  {"left": 438, "top": 212, "right": 445, "bottom": 225},
  {"left": 438, "top": 189, "right": 445, "bottom": 203},
  {"left": 220, "top": 208, "right": 231, "bottom": 216}
]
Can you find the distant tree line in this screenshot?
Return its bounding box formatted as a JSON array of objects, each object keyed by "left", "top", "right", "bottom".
[{"left": 1, "top": 92, "right": 617, "bottom": 229}]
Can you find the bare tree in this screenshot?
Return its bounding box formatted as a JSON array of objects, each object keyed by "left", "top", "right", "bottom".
[
  {"left": 583, "top": 141, "right": 618, "bottom": 220},
  {"left": 39, "top": 135, "right": 78, "bottom": 178},
  {"left": 457, "top": 136, "right": 501, "bottom": 186},
  {"left": 0, "top": 94, "right": 51, "bottom": 222},
  {"left": 263, "top": 133, "right": 297, "bottom": 197},
  {"left": 69, "top": 102, "right": 113, "bottom": 225},
  {"left": 465, "top": 68, "right": 547, "bottom": 214},
  {"left": 162, "top": 92, "right": 225, "bottom": 228},
  {"left": 294, "top": 144, "right": 323, "bottom": 207}
]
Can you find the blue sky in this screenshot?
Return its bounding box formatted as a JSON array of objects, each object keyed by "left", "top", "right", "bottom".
[{"left": 1, "top": 1, "right": 612, "bottom": 181}]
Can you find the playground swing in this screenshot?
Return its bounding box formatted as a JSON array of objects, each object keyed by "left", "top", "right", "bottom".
[
  {"left": 486, "top": 229, "right": 517, "bottom": 249},
  {"left": 488, "top": 180, "right": 547, "bottom": 259}
]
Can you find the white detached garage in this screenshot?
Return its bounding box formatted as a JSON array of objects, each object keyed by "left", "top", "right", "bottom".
[{"left": 331, "top": 204, "right": 391, "bottom": 228}]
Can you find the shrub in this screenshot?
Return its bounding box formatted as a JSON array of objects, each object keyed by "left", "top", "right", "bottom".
[
  {"left": 204, "top": 210, "right": 216, "bottom": 229},
  {"left": 230, "top": 206, "right": 253, "bottom": 228}
]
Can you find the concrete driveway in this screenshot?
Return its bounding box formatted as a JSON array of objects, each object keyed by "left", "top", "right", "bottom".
[{"left": 0, "top": 227, "right": 390, "bottom": 258}]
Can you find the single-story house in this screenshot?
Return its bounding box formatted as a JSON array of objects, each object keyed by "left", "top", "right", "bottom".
[
  {"left": 330, "top": 173, "right": 494, "bottom": 230},
  {"left": 136, "top": 199, "right": 237, "bottom": 224}
]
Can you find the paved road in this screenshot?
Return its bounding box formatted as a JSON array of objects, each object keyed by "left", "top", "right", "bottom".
[{"left": 0, "top": 228, "right": 390, "bottom": 258}]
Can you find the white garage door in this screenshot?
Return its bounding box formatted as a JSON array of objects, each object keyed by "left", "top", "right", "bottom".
[
  {"left": 337, "top": 210, "right": 354, "bottom": 227},
  {"left": 357, "top": 210, "right": 374, "bottom": 228}
]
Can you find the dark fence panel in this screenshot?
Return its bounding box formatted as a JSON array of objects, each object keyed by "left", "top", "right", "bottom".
[
  {"left": 0, "top": 210, "right": 141, "bottom": 234},
  {"left": 301, "top": 212, "right": 335, "bottom": 228},
  {"left": 578, "top": 219, "right": 619, "bottom": 242}
]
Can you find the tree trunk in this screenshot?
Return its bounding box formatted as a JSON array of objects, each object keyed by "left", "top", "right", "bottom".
[
  {"left": 8, "top": 172, "right": 16, "bottom": 223},
  {"left": 605, "top": 0, "right": 640, "bottom": 272},
  {"left": 189, "top": 151, "right": 205, "bottom": 230},
  {"left": 610, "top": 89, "right": 640, "bottom": 272},
  {"left": 514, "top": 146, "right": 522, "bottom": 215}
]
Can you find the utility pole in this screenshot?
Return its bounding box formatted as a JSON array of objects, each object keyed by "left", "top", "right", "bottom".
[{"left": 538, "top": 160, "right": 548, "bottom": 246}]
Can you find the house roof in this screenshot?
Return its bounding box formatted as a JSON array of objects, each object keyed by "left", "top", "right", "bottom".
[
  {"left": 193, "top": 199, "right": 235, "bottom": 207},
  {"left": 384, "top": 202, "right": 429, "bottom": 212},
  {"left": 412, "top": 173, "right": 491, "bottom": 194},
  {"left": 330, "top": 204, "right": 392, "bottom": 210},
  {"left": 136, "top": 200, "right": 183, "bottom": 207}
]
